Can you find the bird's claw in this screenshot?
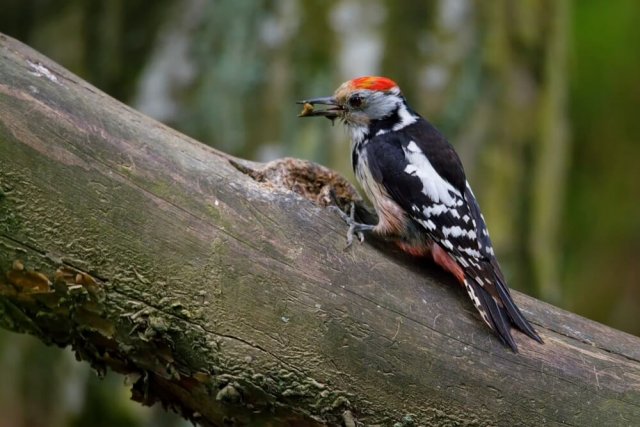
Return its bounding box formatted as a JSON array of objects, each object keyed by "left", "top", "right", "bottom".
[
  {"left": 344, "top": 202, "right": 365, "bottom": 248},
  {"left": 331, "top": 202, "right": 373, "bottom": 249}
]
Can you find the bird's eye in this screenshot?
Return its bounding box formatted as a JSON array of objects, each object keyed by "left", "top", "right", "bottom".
[{"left": 349, "top": 94, "right": 363, "bottom": 108}]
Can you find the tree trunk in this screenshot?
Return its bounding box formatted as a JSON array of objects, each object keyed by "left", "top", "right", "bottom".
[{"left": 1, "top": 34, "right": 639, "bottom": 427}]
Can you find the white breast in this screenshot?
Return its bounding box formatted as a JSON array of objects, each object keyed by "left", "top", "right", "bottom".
[{"left": 355, "top": 149, "right": 407, "bottom": 236}]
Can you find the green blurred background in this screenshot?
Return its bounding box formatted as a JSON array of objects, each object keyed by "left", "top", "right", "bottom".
[{"left": 0, "top": 0, "right": 638, "bottom": 425}]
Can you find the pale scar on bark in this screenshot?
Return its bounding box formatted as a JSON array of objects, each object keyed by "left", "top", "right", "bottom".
[{"left": 229, "top": 157, "right": 376, "bottom": 222}]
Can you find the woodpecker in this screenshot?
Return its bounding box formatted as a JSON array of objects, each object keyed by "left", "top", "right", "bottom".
[{"left": 298, "top": 76, "right": 542, "bottom": 351}]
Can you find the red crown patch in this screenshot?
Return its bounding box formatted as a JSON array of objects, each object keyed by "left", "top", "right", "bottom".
[{"left": 349, "top": 76, "right": 398, "bottom": 92}]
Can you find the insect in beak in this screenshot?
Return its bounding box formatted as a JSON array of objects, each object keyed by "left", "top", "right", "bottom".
[{"left": 296, "top": 97, "right": 343, "bottom": 124}]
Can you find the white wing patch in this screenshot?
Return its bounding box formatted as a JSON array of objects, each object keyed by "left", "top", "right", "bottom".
[
  {"left": 443, "top": 225, "right": 477, "bottom": 240},
  {"left": 458, "top": 246, "right": 482, "bottom": 258},
  {"left": 403, "top": 141, "right": 461, "bottom": 206},
  {"left": 423, "top": 203, "right": 448, "bottom": 216},
  {"left": 401, "top": 144, "right": 485, "bottom": 263},
  {"left": 416, "top": 218, "right": 437, "bottom": 231}
]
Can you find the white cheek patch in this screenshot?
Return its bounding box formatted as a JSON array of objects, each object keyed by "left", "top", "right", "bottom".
[
  {"left": 403, "top": 141, "right": 462, "bottom": 206},
  {"left": 349, "top": 125, "right": 369, "bottom": 145}
]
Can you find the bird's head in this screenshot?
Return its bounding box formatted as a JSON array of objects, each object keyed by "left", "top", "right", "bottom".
[{"left": 298, "top": 76, "right": 405, "bottom": 127}]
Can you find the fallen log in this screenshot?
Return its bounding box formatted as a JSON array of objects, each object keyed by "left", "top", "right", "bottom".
[{"left": 0, "top": 34, "right": 639, "bottom": 426}]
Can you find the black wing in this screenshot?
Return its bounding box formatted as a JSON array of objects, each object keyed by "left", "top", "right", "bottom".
[{"left": 365, "top": 119, "right": 541, "bottom": 351}]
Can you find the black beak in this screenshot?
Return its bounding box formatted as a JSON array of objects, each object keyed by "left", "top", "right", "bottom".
[{"left": 296, "top": 96, "right": 342, "bottom": 120}]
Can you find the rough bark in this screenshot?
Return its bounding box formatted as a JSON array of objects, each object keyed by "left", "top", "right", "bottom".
[{"left": 0, "top": 34, "right": 639, "bottom": 427}]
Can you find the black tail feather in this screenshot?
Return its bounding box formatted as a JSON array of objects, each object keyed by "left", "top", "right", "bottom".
[
  {"left": 494, "top": 279, "right": 544, "bottom": 344},
  {"left": 469, "top": 279, "right": 519, "bottom": 352},
  {"left": 465, "top": 274, "right": 543, "bottom": 352}
]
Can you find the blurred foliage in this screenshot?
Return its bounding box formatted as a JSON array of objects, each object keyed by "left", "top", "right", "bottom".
[
  {"left": 0, "top": 0, "right": 639, "bottom": 425},
  {"left": 0, "top": 330, "right": 186, "bottom": 427},
  {"left": 566, "top": 0, "right": 640, "bottom": 333}
]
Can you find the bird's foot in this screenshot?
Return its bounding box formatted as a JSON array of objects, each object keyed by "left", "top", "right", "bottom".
[{"left": 331, "top": 202, "right": 375, "bottom": 248}]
